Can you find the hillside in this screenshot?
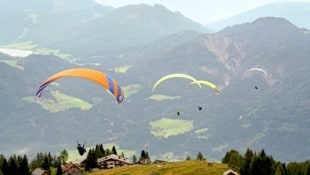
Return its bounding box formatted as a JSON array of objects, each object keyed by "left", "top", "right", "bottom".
[
  {"left": 90, "top": 160, "right": 229, "bottom": 175},
  {"left": 208, "top": 2, "right": 310, "bottom": 31},
  {"left": 0, "top": 11, "right": 309, "bottom": 163},
  {"left": 0, "top": 0, "right": 208, "bottom": 57}
]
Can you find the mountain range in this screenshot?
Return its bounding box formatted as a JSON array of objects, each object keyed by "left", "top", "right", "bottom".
[
  {"left": 208, "top": 2, "right": 310, "bottom": 31},
  {"left": 0, "top": 0, "right": 207, "bottom": 57},
  {"left": 0, "top": 0, "right": 309, "bottom": 162}
]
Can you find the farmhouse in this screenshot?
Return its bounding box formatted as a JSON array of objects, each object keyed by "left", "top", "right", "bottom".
[
  {"left": 97, "top": 154, "right": 132, "bottom": 169},
  {"left": 62, "top": 162, "right": 83, "bottom": 175}
]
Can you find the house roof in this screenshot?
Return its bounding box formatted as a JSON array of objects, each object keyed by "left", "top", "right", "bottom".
[
  {"left": 223, "top": 169, "right": 238, "bottom": 175},
  {"left": 63, "top": 162, "right": 81, "bottom": 171},
  {"left": 32, "top": 168, "right": 47, "bottom": 175},
  {"left": 97, "top": 154, "right": 132, "bottom": 164}
]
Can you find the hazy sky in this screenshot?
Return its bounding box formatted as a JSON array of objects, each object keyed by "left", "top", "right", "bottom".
[{"left": 94, "top": 0, "right": 310, "bottom": 24}]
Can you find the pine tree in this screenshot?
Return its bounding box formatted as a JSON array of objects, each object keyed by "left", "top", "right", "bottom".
[
  {"left": 240, "top": 148, "right": 254, "bottom": 175},
  {"left": 56, "top": 162, "right": 63, "bottom": 175},
  {"left": 99, "top": 144, "right": 105, "bottom": 156},
  {"left": 132, "top": 155, "right": 137, "bottom": 164},
  {"left": 145, "top": 152, "right": 150, "bottom": 160},
  {"left": 41, "top": 156, "right": 50, "bottom": 174},
  {"left": 95, "top": 145, "right": 103, "bottom": 158},
  {"left": 8, "top": 156, "right": 18, "bottom": 175},
  {"left": 1, "top": 158, "right": 9, "bottom": 175},
  {"left": 139, "top": 150, "right": 146, "bottom": 161},
  {"left": 112, "top": 145, "right": 118, "bottom": 155},
  {"left": 306, "top": 161, "right": 310, "bottom": 175},
  {"left": 18, "top": 155, "right": 29, "bottom": 175},
  {"left": 250, "top": 149, "right": 275, "bottom": 175},
  {"left": 196, "top": 152, "right": 204, "bottom": 161},
  {"left": 85, "top": 149, "right": 98, "bottom": 171}
]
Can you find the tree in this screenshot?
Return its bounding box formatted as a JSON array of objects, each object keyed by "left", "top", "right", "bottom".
[
  {"left": 1, "top": 158, "right": 9, "bottom": 175},
  {"left": 139, "top": 150, "right": 146, "bottom": 162},
  {"left": 56, "top": 162, "right": 63, "bottom": 175},
  {"left": 139, "top": 150, "right": 150, "bottom": 163},
  {"left": 8, "top": 156, "right": 18, "bottom": 175},
  {"left": 112, "top": 146, "right": 118, "bottom": 155},
  {"left": 58, "top": 149, "right": 68, "bottom": 164},
  {"left": 274, "top": 162, "right": 286, "bottom": 175},
  {"left": 41, "top": 156, "right": 50, "bottom": 174},
  {"left": 95, "top": 145, "right": 103, "bottom": 158},
  {"left": 185, "top": 156, "right": 191, "bottom": 160},
  {"left": 145, "top": 152, "right": 150, "bottom": 160},
  {"left": 250, "top": 149, "right": 275, "bottom": 175},
  {"left": 85, "top": 149, "right": 98, "bottom": 171},
  {"left": 105, "top": 148, "right": 111, "bottom": 156},
  {"left": 132, "top": 155, "right": 137, "bottom": 164},
  {"left": 196, "top": 152, "right": 204, "bottom": 161},
  {"left": 240, "top": 148, "right": 254, "bottom": 175},
  {"left": 287, "top": 161, "right": 310, "bottom": 175},
  {"left": 18, "top": 155, "right": 30, "bottom": 175},
  {"left": 222, "top": 149, "right": 243, "bottom": 170},
  {"left": 99, "top": 144, "right": 105, "bottom": 157}
]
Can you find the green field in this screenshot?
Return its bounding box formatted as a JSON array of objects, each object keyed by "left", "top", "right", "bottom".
[
  {"left": 90, "top": 160, "right": 229, "bottom": 175},
  {"left": 23, "top": 90, "right": 92, "bottom": 112},
  {"left": 0, "top": 41, "right": 72, "bottom": 60},
  {"left": 0, "top": 59, "right": 23, "bottom": 69},
  {"left": 147, "top": 94, "right": 181, "bottom": 101},
  {"left": 149, "top": 117, "right": 194, "bottom": 138},
  {"left": 122, "top": 84, "right": 143, "bottom": 98}
]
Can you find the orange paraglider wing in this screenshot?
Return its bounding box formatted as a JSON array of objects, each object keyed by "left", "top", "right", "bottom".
[{"left": 36, "top": 68, "right": 124, "bottom": 104}]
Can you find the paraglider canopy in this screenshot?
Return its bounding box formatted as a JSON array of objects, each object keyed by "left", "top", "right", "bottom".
[
  {"left": 245, "top": 67, "right": 268, "bottom": 77},
  {"left": 152, "top": 73, "right": 201, "bottom": 92},
  {"left": 189, "top": 80, "right": 219, "bottom": 94},
  {"left": 35, "top": 68, "right": 124, "bottom": 104}
]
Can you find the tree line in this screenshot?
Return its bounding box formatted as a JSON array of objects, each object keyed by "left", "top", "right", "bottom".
[
  {"left": 1, "top": 146, "right": 309, "bottom": 175},
  {"left": 221, "top": 148, "right": 310, "bottom": 175},
  {"left": 83, "top": 144, "right": 151, "bottom": 170},
  {"left": 0, "top": 144, "right": 152, "bottom": 174}
]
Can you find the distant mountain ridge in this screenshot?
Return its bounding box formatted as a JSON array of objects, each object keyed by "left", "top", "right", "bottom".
[
  {"left": 208, "top": 2, "right": 310, "bottom": 31},
  {"left": 0, "top": 0, "right": 100, "bottom": 12},
  {"left": 0, "top": 0, "right": 208, "bottom": 56}
]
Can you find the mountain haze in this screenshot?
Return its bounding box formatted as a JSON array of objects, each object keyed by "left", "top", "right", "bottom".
[
  {"left": 208, "top": 2, "right": 310, "bottom": 31},
  {"left": 0, "top": 0, "right": 208, "bottom": 57},
  {"left": 0, "top": 0, "right": 309, "bottom": 163}
]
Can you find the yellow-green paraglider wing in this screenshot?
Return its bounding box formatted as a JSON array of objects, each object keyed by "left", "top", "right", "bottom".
[
  {"left": 152, "top": 73, "right": 201, "bottom": 92},
  {"left": 190, "top": 80, "right": 219, "bottom": 94}
]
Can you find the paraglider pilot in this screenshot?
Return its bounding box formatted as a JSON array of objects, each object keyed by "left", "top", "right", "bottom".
[{"left": 77, "top": 141, "right": 86, "bottom": 156}]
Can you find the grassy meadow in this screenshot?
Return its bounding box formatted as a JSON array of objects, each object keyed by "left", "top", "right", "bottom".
[
  {"left": 90, "top": 160, "right": 229, "bottom": 175},
  {"left": 149, "top": 117, "right": 194, "bottom": 138}
]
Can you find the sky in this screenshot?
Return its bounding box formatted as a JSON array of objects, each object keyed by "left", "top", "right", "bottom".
[{"left": 94, "top": 0, "right": 310, "bottom": 24}]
